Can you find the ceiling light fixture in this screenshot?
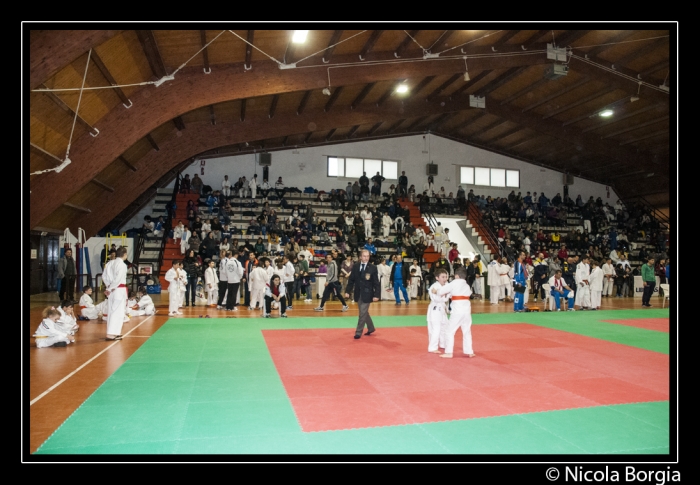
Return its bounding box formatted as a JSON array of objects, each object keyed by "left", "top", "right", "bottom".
[
  {"left": 292, "top": 30, "right": 308, "bottom": 44},
  {"left": 322, "top": 88, "right": 331, "bottom": 96},
  {"left": 463, "top": 57, "right": 470, "bottom": 81},
  {"left": 599, "top": 109, "right": 614, "bottom": 117},
  {"left": 396, "top": 84, "right": 408, "bottom": 94}
]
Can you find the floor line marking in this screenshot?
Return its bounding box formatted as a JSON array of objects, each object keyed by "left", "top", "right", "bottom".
[{"left": 30, "top": 315, "right": 156, "bottom": 406}]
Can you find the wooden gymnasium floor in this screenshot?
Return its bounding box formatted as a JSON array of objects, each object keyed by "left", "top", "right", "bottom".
[{"left": 26, "top": 290, "right": 672, "bottom": 457}]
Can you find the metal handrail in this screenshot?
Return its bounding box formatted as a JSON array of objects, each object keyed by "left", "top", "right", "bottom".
[
  {"left": 620, "top": 195, "right": 670, "bottom": 229},
  {"left": 465, "top": 200, "right": 503, "bottom": 257}
]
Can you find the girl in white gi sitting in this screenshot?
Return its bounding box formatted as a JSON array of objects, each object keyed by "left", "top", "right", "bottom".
[
  {"left": 34, "top": 307, "right": 74, "bottom": 348},
  {"left": 79, "top": 285, "right": 98, "bottom": 320},
  {"left": 129, "top": 287, "right": 156, "bottom": 316},
  {"left": 56, "top": 300, "right": 80, "bottom": 335}
]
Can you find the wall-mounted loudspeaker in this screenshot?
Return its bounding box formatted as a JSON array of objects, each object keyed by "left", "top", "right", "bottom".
[
  {"left": 426, "top": 164, "right": 438, "bottom": 176},
  {"left": 256, "top": 153, "right": 272, "bottom": 166},
  {"left": 563, "top": 173, "right": 574, "bottom": 185}
]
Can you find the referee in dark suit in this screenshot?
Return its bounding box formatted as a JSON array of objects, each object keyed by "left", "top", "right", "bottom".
[{"left": 345, "top": 249, "right": 381, "bottom": 339}]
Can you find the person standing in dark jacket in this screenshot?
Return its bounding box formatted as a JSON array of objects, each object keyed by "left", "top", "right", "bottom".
[
  {"left": 182, "top": 249, "right": 202, "bottom": 306},
  {"left": 345, "top": 249, "right": 381, "bottom": 339}
]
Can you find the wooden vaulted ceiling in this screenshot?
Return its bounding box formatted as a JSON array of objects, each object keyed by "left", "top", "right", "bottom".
[{"left": 27, "top": 27, "right": 673, "bottom": 237}]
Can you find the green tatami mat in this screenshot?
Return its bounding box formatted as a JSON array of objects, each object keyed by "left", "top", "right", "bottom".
[{"left": 35, "top": 312, "right": 671, "bottom": 456}]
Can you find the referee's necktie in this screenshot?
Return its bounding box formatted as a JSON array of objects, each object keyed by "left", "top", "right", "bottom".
[{"left": 361, "top": 264, "right": 365, "bottom": 273}]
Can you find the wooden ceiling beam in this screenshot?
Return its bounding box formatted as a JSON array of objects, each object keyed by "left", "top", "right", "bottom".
[
  {"left": 322, "top": 30, "right": 344, "bottom": 63},
  {"left": 200, "top": 30, "right": 211, "bottom": 73},
  {"left": 471, "top": 119, "right": 507, "bottom": 138},
  {"left": 542, "top": 86, "right": 618, "bottom": 120},
  {"left": 90, "top": 50, "right": 131, "bottom": 107},
  {"left": 89, "top": 178, "right": 115, "bottom": 193},
  {"left": 118, "top": 156, "right": 138, "bottom": 172},
  {"left": 145, "top": 134, "right": 159, "bottom": 151},
  {"left": 63, "top": 202, "right": 91, "bottom": 214},
  {"left": 450, "top": 70, "right": 493, "bottom": 97},
  {"left": 581, "top": 104, "right": 661, "bottom": 133},
  {"left": 427, "top": 30, "right": 455, "bottom": 53},
  {"left": 135, "top": 30, "right": 168, "bottom": 80},
  {"left": 296, "top": 91, "right": 311, "bottom": 115},
  {"left": 487, "top": 125, "right": 522, "bottom": 144},
  {"left": 240, "top": 99, "right": 247, "bottom": 122},
  {"left": 426, "top": 113, "right": 455, "bottom": 132},
  {"left": 619, "top": 129, "right": 667, "bottom": 146},
  {"left": 386, "top": 119, "right": 405, "bottom": 134},
  {"left": 269, "top": 95, "right": 279, "bottom": 118},
  {"left": 447, "top": 111, "right": 487, "bottom": 135},
  {"left": 172, "top": 117, "right": 186, "bottom": 131},
  {"left": 394, "top": 30, "right": 419, "bottom": 58},
  {"left": 350, "top": 83, "right": 376, "bottom": 110},
  {"left": 426, "top": 74, "right": 461, "bottom": 102},
  {"left": 29, "top": 142, "right": 63, "bottom": 164},
  {"left": 209, "top": 105, "right": 216, "bottom": 125},
  {"left": 358, "top": 30, "right": 384, "bottom": 60},
  {"left": 601, "top": 115, "right": 669, "bottom": 139},
  {"left": 499, "top": 77, "right": 549, "bottom": 105},
  {"left": 325, "top": 128, "right": 336, "bottom": 141},
  {"left": 303, "top": 132, "right": 313, "bottom": 144},
  {"left": 474, "top": 66, "right": 525, "bottom": 97},
  {"left": 366, "top": 122, "right": 383, "bottom": 136},
  {"left": 408, "top": 76, "right": 436, "bottom": 99},
  {"left": 324, "top": 86, "right": 343, "bottom": 112},
  {"left": 405, "top": 116, "right": 428, "bottom": 132},
  {"left": 346, "top": 125, "right": 359, "bottom": 139},
  {"left": 29, "top": 30, "right": 119, "bottom": 89},
  {"left": 375, "top": 87, "right": 394, "bottom": 107},
  {"left": 244, "top": 30, "right": 254, "bottom": 69},
  {"left": 39, "top": 83, "right": 98, "bottom": 135},
  {"left": 522, "top": 77, "right": 591, "bottom": 112}
]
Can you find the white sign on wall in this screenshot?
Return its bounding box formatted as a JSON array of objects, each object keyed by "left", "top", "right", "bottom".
[{"left": 633, "top": 276, "right": 661, "bottom": 298}]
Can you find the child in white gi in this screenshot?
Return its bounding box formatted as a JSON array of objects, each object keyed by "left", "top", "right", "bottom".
[
  {"left": 410, "top": 267, "right": 422, "bottom": 300},
  {"left": 487, "top": 256, "right": 501, "bottom": 305},
  {"left": 432, "top": 266, "right": 475, "bottom": 358},
  {"left": 56, "top": 300, "right": 80, "bottom": 335},
  {"left": 427, "top": 268, "right": 450, "bottom": 353},
  {"left": 165, "top": 260, "right": 185, "bottom": 316},
  {"left": 126, "top": 290, "right": 139, "bottom": 316},
  {"left": 588, "top": 260, "right": 603, "bottom": 310},
  {"left": 79, "top": 285, "right": 99, "bottom": 320},
  {"left": 34, "top": 307, "right": 74, "bottom": 348},
  {"left": 575, "top": 256, "right": 592, "bottom": 310},
  {"left": 204, "top": 259, "right": 219, "bottom": 307},
  {"left": 129, "top": 287, "right": 156, "bottom": 316},
  {"left": 248, "top": 262, "right": 268, "bottom": 311}
]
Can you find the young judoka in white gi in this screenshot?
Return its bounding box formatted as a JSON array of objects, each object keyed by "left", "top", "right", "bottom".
[
  {"left": 179, "top": 265, "right": 188, "bottom": 309},
  {"left": 56, "top": 300, "right": 80, "bottom": 335},
  {"left": 588, "top": 260, "right": 604, "bottom": 310},
  {"left": 96, "top": 299, "right": 109, "bottom": 320},
  {"left": 427, "top": 268, "right": 450, "bottom": 353},
  {"left": 204, "top": 259, "right": 219, "bottom": 307},
  {"left": 432, "top": 266, "right": 475, "bottom": 358},
  {"left": 128, "top": 287, "right": 156, "bottom": 316},
  {"left": 248, "top": 261, "right": 268, "bottom": 311},
  {"left": 126, "top": 290, "right": 139, "bottom": 316},
  {"left": 165, "top": 260, "right": 186, "bottom": 316},
  {"left": 34, "top": 307, "right": 74, "bottom": 348},
  {"left": 575, "top": 256, "right": 592, "bottom": 310},
  {"left": 79, "top": 285, "right": 99, "bottom": 320},
  {"left": 487, "top": 256, "right": 501, "bottom": 305},
  {"left": 180, "top": 226, "right": 191, "bottom": 255},
  {"left": 500, "top": 258, "right": 512, "bottom": 301},
  {"left": 410, "top": 267, "right": 422, "bottom": 300}
]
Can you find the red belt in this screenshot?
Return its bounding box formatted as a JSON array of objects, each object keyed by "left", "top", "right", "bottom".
[
  {"left": 80, "top": 305, "right": 87, "bottom": 309},
  {"left": 118, "top": 284, "right": 127, "bottom": 288},
  {"left": 452, "top": 295, "right": 470, "bottom": 300}
]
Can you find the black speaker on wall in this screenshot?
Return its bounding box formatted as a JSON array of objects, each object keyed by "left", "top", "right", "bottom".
[
  {"left": 256, "top": 153, "right": 272, "bottom": 166},
  {"left": 426, "top": 163, "right": 438, "bottom": 176}
]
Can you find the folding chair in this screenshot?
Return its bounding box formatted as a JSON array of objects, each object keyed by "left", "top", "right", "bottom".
[
  {"left": 660, "top": 283, "right": 670, "bottom": 308},
  {"left": 542, "top": 283, "right": 555, "bottom": 311}
]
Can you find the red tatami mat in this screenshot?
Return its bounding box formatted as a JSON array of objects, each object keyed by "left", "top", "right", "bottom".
[
  {"left": 602, "top": 318, "right": 670, "bottom": 333},
  {"left": 262, "top": 325, "right": 669, "bottom": 432}
]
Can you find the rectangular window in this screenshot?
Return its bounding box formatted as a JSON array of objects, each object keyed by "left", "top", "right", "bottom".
[
  {"left": 345, "top": 158, "right": 364, "bottom": 178},
  {"left": 382, "top": 160, "right": 398, "bottom": 180},
  {"left": 327, "top": 157, "right": 344, "bottom": 177},
  {"left": 490, "top": 168, "right": 506, "bottom": 187},
  {"left": 460, "top": 166, "right": 474, "bottom": 185},
  {"left": 506, "top": 170, "right": 519, "bottom": 187},
  {"left": 326, "top": 156, "right": 400, "bottom": 179},
  {"left": 458, "top": 165, "right": 520, "bottom": 188},
  {"left": 475, "top": 167, "right": 490, "bottom": 186}
]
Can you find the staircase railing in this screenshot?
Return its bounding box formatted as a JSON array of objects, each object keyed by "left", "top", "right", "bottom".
[
  {"left": 620, "top": 195, "right": 670, "bottom": 230},
  {"left": 465, "top": 200, "right": 503, "bottom": 257}
]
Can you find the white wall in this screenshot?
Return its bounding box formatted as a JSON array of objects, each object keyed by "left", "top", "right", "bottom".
[{"left": 178, "top": 134, "right": 619, "bottom": 203}]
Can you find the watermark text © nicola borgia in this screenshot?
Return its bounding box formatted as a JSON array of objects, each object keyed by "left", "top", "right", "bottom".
[{"left": 549, "top": 467, "right": 680, "bottom": 484}]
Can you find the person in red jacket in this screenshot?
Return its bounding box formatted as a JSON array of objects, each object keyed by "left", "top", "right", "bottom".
[{"left": 448, "top": 243, "right": 460, "bottom": 264}]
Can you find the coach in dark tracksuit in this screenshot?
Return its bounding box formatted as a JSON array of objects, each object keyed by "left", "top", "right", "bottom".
[{"left": 345, "top": 249, "right": 381, "bottom": 339}]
